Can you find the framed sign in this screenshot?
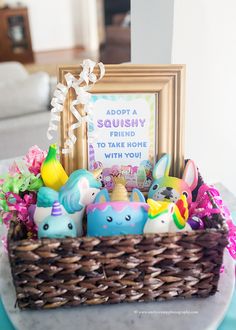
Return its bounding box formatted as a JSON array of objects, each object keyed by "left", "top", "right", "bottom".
[
  {"left": 59, "top": 64, "right": 185, "bottom": 191},
  {"left": 87, "top": 93, "right": 156, "bottom": 191}
]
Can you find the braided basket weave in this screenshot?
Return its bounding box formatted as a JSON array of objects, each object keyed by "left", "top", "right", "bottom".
[{"left": 7, "top": 177, "right": 229, "bottom": 310}]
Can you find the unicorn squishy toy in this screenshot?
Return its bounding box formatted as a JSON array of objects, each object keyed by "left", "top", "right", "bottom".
[
  {"left": 32, "top": 169, "right": 102, "bottom": 236},
  {"left": 87, "top": 178, "right": 149, "bottom": 237},
  {"left": 148, "top": 154, "right": 198, "bottom": 204},
  {"left": 143, "top": 195, "right": 192, "bottom": 233},
  {"left": 38, "top": 201, "right": 76, "bottom": 239}
]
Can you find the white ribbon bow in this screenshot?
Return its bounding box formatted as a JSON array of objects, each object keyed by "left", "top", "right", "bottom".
[{"left": 47, "top": 59, "right": 105, "bottom": 154}]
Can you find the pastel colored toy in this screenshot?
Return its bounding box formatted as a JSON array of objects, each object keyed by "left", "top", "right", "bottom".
[
  {"left": 38, "top": 201, "right": 76, "bottom": 239},
  {"left": 137, "top": 165, "right": 147, "bottom": 189},
  {"left": 41, "top": 144, "right": 68, "bottom": 191},
  {"left": 143, "top": 195, "right": 191, "bottom": 234},
  {"left": 148, "top": 154, "right": 198, "bottom": 204},
  {"left": 87, "top": 178, "right": 149, "bottom": 237},
  {"left": 101, "top": 168, "right": 114, "bottom": 190},
  {"left": 34, "top": 169, "right": 102, "bottom": 236}
]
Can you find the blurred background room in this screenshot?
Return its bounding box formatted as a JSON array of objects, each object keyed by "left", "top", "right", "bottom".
[
  {"left": 0, "top": 0, "right": 130, "bottom": 160},
  {"left": 0, "top": 0, "right": 236, "bottom": 198}
]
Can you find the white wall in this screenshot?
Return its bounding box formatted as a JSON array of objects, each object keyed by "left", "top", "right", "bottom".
[
  {"left": 70, "top": 0, "right": 101, "bottom": 52},
  {"left": 172, "top": 0, "right": 236, "bottom": 196},
  {"left": 6, "top": 0, "right": 100, "bottom": 52},
  {"left": 131, "top": 0, "right": 174, "bottom": 63},
  {"left": 131, "top": 0, "right": 236, "bottom": 195}
]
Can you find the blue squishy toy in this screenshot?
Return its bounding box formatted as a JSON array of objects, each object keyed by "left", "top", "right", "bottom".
[
  {"left": 38, "top": 201, "right": 76, "bottom": 238},
  {"left": 86, "top": 178, "right": 149, "bottom": 237},
  {"left": 33, "top": 168, "right": 102, "bottom": 236}
]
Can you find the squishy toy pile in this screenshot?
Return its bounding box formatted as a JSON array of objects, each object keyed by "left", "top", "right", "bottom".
[
  {"left": 32, "top": 144, "right": 208, "bottom": 239},
  {"left": 32, "top": 143, "right": 102, "bottom": 237}
]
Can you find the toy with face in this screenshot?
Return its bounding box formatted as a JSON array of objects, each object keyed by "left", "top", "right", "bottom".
[
  {"left": 38, "top": 201, "right": 76, "bottom": 238},
  {"left": 34, "top": 169, "right": 102, "bottom": 236},
  {"left": 148, "top": 154, "right": 198, "bottom": 204},
  {"left": 87, "top": 180, "right": 149, "bottom": 237},
  {"left": 143, "top": 196, "right": 191, "bottom": 234}
]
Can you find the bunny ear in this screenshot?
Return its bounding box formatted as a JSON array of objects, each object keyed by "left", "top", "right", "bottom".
[
  {"left": 130, "top": 189, "right": 145, "bottom": 202},
  {"left": 182, "top": 160, "right": 198, "bottom": 190},
  {"left": 152, "top": 154, "right": 171, "bottom": 179},
  {"left": 94, "top": 189, "right": 110, "bottom": 203}
]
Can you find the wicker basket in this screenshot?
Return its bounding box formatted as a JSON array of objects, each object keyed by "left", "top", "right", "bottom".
[{"left": 7, "top": 177, "right": 229, "bottom": 310}]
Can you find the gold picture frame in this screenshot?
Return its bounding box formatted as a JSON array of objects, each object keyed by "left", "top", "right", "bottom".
[{"left": 59, "top": 64, "right": 185, "bottom": 178}]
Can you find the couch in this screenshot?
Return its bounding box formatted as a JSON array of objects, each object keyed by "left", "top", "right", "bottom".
[{"left": 0, "top": 62, "right": 56, "bottom": 159}]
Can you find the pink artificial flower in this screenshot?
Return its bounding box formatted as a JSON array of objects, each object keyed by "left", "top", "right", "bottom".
[{"left": 23, "top": 145, "right": 47, "bottom": 175}]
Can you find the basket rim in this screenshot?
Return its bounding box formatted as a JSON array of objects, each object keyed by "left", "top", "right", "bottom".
[{"left": 7, "top": 218, "right": 229, "bottom": 248}]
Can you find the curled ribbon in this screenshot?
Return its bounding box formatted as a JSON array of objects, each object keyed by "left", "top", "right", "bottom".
[
  {"left": 2, "top": 192, "right": 37, "bottom": 233},
  {"left": 47, "top": 59, "right": 105, "bottom": 154},
  {"left": 190, "top": 184, "right": 236, "bottom": 259}
]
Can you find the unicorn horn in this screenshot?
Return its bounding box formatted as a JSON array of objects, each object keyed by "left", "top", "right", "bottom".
[
  {"left": 147, "top": 199, "right": 170, "bottom": 218},
  {"left": 111, "top": 177, "right": 129, "bottom": 201},
  {"left": 51, "top": 201, "right": 63, "bottom": 216},
  {"left": 90, "top": 168, "right": 102, "bottom": 179}
]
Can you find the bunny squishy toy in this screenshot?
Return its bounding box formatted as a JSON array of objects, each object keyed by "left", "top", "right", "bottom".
[
  {"left": 148, "top": 154, "right": 198, "bottom": 204},
  {"left": 87, "top": 178, "right": 149, "bottom": 237}
]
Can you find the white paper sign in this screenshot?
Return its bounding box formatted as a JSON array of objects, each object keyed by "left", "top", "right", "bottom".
[{"left": 88, "top": 94, "right": 156, "bottom": 191}]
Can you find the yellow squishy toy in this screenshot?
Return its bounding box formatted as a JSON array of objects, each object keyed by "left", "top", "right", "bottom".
[{"left": 41, "top": 144, "right": 68, "bottom": 191}]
